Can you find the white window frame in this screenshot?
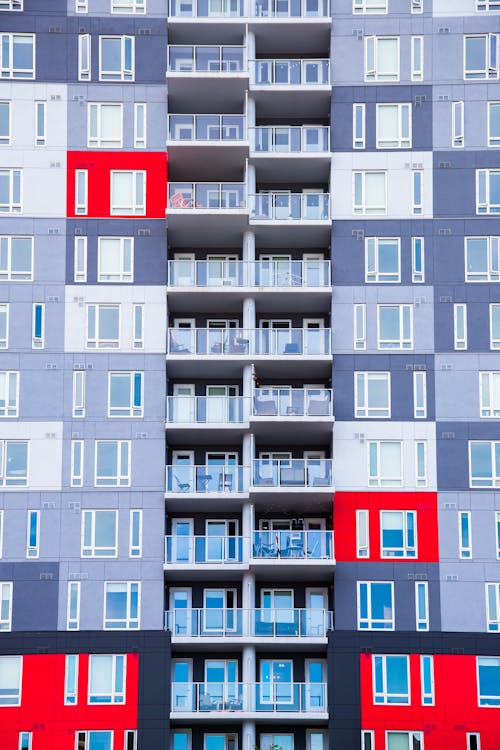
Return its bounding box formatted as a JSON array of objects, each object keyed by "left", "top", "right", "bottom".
[
  {"left": 380, "top": 509, "right": 417, "bottom": 558},
  {"left": 469, "top": 440, "right": 500, "bottom": 487},
  {"left": 361, "top": 732, "right": 374, "bottom": 750},
  {"left": 76, "top": 732, "right": 114, "bottom": 750},
  {"left": 477, "top": 656, "right": 500, "bottom": 705},
  {"left": 111, "top": 0, "right": 146, "bottom": 13},
  {"left": 356, "top": 509, "right": 369, "bottom": 558},
  {"left": 134, "top": 103, "right": 147, "bottom": 148},
  {"left": 81, "top": 509, "right": 118, "bottom": 558},
  {"left": 99, "top": 35, "right": 135, "bottom": 82},
  {"left": 0, "top": 169, "right": 22, "bottom": 213},
  {"left": 353, "top": 0, "right": 387, "bottom": 11},
  {"left": 420, "top": 655, "right": 434, "bottom": 705},
  {"left": 386, "top": 732, "right": 424, "bottom": 750},
  {"left": 454, "top": 303, "right": 467, "bottom": 349},
  {"left": 464, "top": 34, "right": 499, "bottom": 80},
  {"left": 95, "top": 440, "right": 131, "bottom": 487},
  {"left": 415, "top": 440, "right": 427, "bottom": 487},
  {"left": 75, "top": 0, "right": 88, "bottom": 11},
  {"left": 452, "top": 101, "right": 464, "bottom": 147},
  {"left": 88, "top": 654, "right": 126, "bottom": 704},
  {"left": 133, "top": 303, "right": 144, "bottom": 348},
  {"left": 64, "top": 654, "right": 79, "bottom": 705},
  {"left": 103, "top": 581, "right": 140, "bottom": 629},
  {"left": 98, "top": 237, "right": 134, "bottom": 283},
  {"left": 72, "top": 370, "right": 85, "bottom": 418},
  {"left": 365, "top": 237, "right": 400, "bottom": 283},
  {"left": 477, "top": 169, "right": 500, "bottom": 214},
  {"left": 496, "top": 511, "right": 500, "bottom": 560},
  {"left": 0, "top": 581, "right": 12, "bottom": 630},
  {"left": 26, "top": 509, "right": 39, "bottom": 558},
  {"left": 108, "top": 371, "right": 143, "bottom": 417},
  {"left": 465, "top": 236, "right": 500, "bottom": 281},
  {"left": 413, "top": 371, "right": 427, "bottom": 418},
  {"left": 412, "top": 170, "right": 423, "bottom": 215},
  {"left": 478, "top": 0, "right": 500, "bottom": 9},
  {"left": 376, "top": 103, "right": 412, "bottom": 149},
  {"left": 86, "top": 304, "right": 120, "bottom": 349},
  {"left": 0, "top": 1, "right": 23, "bottom": 9},
  {"left": 357, "top": 581, "right": 395, "bottom": 630},
  {"left": 411, "top": 35, "right": 424, "bottom": 81},
  {"left": 459, "top": 510, "right": 472, "bottom": 559},
  {"left": 71, "top": 440, "right": 84, "bottom": 487},
  {"left": 411, "top": 237, "right": 424, "bottom": 282},
  {"left": 1, "top": 303, "right": 10, "bottom": 349},
  {"left": 0, "top": 236, "right": 33, "bottom": 281},
  {"left": 355, "top": 371, "right": 391, "bottom": 418},
  {"left": 411, "top": 0, "right": 423, "bottom": 13},
  {"left": 88, "top": 102, "right": 123, "bottom": 149},
  {"left": 32, "top": 302, "right": 44, "bottom": 349},
  {"left": 34, "top": 101, "right": 46, "bottom": 147},
  {"left": 486, "top": 583, "right": 500, "bottom": 631},
  {"left": 377, "top": 304, "right": 413, "bottom": 350},
  {"left": 467, "top": 734, "right": 481, "bottom": 750},
  {"left": 0, "top": 440, "right": 28, "bottom": 486},
  {"left": 0, "top": 371, "right": 19, "bottom": 417},
  {"left": 0, "top": 655, "right": 22, "bottom": 704},
  {"left": 354, "top": 303, "right": 366, "bottom": 350},
  {"left": 0, "top": 34, "right": 35, "bottom": 79},
  {"left": 125, "top": 731, "right": 138, "bottom": 750},
  {"left": 74, "top": 236, "right": 87, "bottom": 283},
  {"left": 0, "top": 510, "right": 3, "bottom": 558},
  {"left": 0, "top": 101, "right": 10, "bottom": 145},
  {"left": 19, "top": 731, "right": 32, "bottom": 750},
  {"left": 129, "top": 509, "right": 142, "bottom": 557},
  {"left": 489, "top": 101, "right": 500, "bottom": 147},
  {"left": 372, "top": 654, "right": 410, "bottom": 704},
  {"left": 353, "top": 170, "right": 387, "bottom": 215},
  {"left": 353, "top": 103, "right": 365, "bottom": 149},
  {"left": 491, "top": 303, "right": 500, "bottom": 348},
  {"left": 368, "top": 440, "right": 403, "bottom": 487},
  {"left": 110, "top": 170, "right": 145, "bottom": 216},
  {"left": 78, "top": 34, "right": 91, "bottom": 81},
  {"left": 75, "top": 169, "right": 88, "bottom": 215},
  {"left": 67, "top": 581, "right": 80, "bottom": 630},
  {"left": 415, "top": 580, "right": 429, "bottom": 631},
  {"left": 365, "top": 36, "right": 400, "bottom": 82}
]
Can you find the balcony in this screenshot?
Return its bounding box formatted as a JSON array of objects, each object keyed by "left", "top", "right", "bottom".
[
  {"left": 252, "top": 59, "right": 329, "bottom": 86},
  {"left": 167, "top": 183, "right": 247, "bottom": 245},
  {"left": 168, "top": 328, "right": 331, "bottom": 356},
  {"left": 167, "top": 46, "right": 247, "bottom": 110},
  {"left": 166, "top": 608, "right": 332, "bottom": 639},
  {"left": 166, "top": 464, "right": 247, "bottom": 498},
  {"left": 171, "top": 682, "right": 327, "bottom": 717},
  {"left": 250, "top": 126, "right": 330, "bottom": 181},
  {"left": 167, "top": 116, "right": 248, "bottom": 178},
  {"left": 250, "top": 193, "right": 330, "bottom": 222},
  {"left": 165, "top": 535, "right": 244, "bottom": 567},
  {"left": 168, "top": 45, "right": 246, "bottom": 74},
  {"left": 250, "top": 59, "right": 331, "bottom": 119},
  {"left": 167, "top": 396, "right": 247, "bottom": 425},
  {"left": 252, "top": 458, "right": 333, "bottom": 494},
  {"left": 253, "top": 388, "right": 332, "bottom": 417},
  {"left": 252, "top": 530, "right": 334, "bottom": 560},
  {"left": 168, "top": 0, "right": 330, "bottom": 17}
]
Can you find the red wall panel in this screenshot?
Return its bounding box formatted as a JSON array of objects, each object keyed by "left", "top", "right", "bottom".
[
  {"left": 361, "top": 653, "right": 500, "bottom": 750},
  {"left": 0, "top": 653, "right": 138, "bottom": 750},
  {"left": 333, "top": 491, "right": 439, "bottom": 563},
  {"left": 66, "top": 151, "right": 168, "bottom": 219}
]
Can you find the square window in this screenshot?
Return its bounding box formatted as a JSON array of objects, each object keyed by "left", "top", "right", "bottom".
[
  {"left": 82, "top": 510, "right": 118, "bottom": 557},
  {"left": 0, "top": 237, "right": 33, "bottom": 281},
  {"left": 110, "top": 171, "right": 145, "bottom": 215},
  {"left": 76, "top": 732, "right": 113, "bottom": 750},
  {"left": 477, "top": 169, "right": 500, "bottom": 213},
  {"left": 88, "top": 654, "right": 126, "bottom": 703},
  {"left": 0, "top": 169, "right": 22, "bottom": 213},
  {"left": 376, "top": 104, "right": 411, "bottom": 148},
  {"left": 99, "top": 36, "right": 135, "bottom": 81},
  {"left": 104, "top": 581, "right": 140, "bottom": 629},
  {"left": 478, "top": 656, "right": 500, "bottom": 705},
  {"left": 86, "top": 304, "right": 120, "bottom": 349},
  {"left": 386, "top": 732, "right": 423, "bottom": 750},
  {"left": 0, "top": 371, "right": 18, "bottom": 417},
  {"left": 381, "top": 510, "right": 417, "bottom": 558},
  {"left": 358, "top": 581, "right": 394, "bottom": 630},
  {"left": 365, "top": 36, "right": 399, "bottom": 81},
  {"left": 0, "top": 440, "right": 28, "bottom": 486},
  {"left": 95, "top": 440, "right": 130, "bottom": 486},
  {"left": 373, "top": 655, "right": 409, "bottom": 704},
  {"left": 355, "top": 372, "right": 391, "bottom": 418},
  {"left": 365, "top": 238, "right": 400, "bottom": 282},
  {"left": 98, "top": 237, "right": 133, "bottom": 282},
  {"left": 353, "top": 171, "right": 387, "bottom": 215},
  {"left": 0, "top": 34, "right": 35, "bottom": 79},
  {"left": 0, "top": 655, "right": 21, "bottom": 705},
  {"left": 465, "top": 237, "right": 500, "bottom": 281},
  {"left": 88, "top": 103, "right": 123, "bottom": 148},
  {"left": 109, "top": 372, "right": 143, "bottom": 417},
  {"left": 465, "top": 35, "right": 498, "bottom": 80},
  {"left": 368, "top": 441, "right": 402, "bottom": 487},
  {"left": 377, "top": 304, "right": 413, "bottom": 349}
]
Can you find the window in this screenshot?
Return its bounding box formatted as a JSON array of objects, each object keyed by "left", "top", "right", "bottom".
[
  {"left": 32, "top": 303, "right": 44, "bottom": 349},
  {"left": 355, "top": 372, "right": 391, "bottom": 418},
  {"left": 0, "top": 582, "right": 12, "bottom": 630},
  {"left": 477, "top": 169, "right": 500, "bottom": 213},
  {"left": 133, "top": 304, "right": 144, "bottom": 348},
  {"left": 0, "top": 510, "right": 3, "bottom": 558},
  {"left": 459, "top": 511, "right": 472, "bottom": 558},
  {"left": 203, "top": 735, "right": 237, "bottom": 750},
  {"left": 373, "top": 655, "right": 409, "bottom": 704},
  {"left": 491, "top": 304, "right": 500, "bottom": 348},
  {"left": 354, "top": 303, "right": 366, "bottom": 350},
  {"left": 88, "top": 103, "right": 122, "bottom": 148},
  {"left": 411, "top": 0, "right": 423, "bottom": 12},
  {"left": 452, "top": 101, "right": 464, "bottom": 147},
  {"left": 86, "top": 304, "right": 120, "bottom": 349},
  {"left": 411, "top": 36, "right": 424, "bottom": 81},
  {"left": 98, "top": 237, "right": 133, "bottom": 282},
  {"left": 71, "top": 440, "right": 84, "bottom": 487},
  {"left": 104, "top": 581, "right": 140, "bottom": 629},
  {"left": 478, "top": 656, "right": 500, "bottom": 705},
  {"left": 134, "top": 103, "right": 146, "bottom": 148},
  {"left": 0, "top": 656, "right": 21, "bottom": 704},
  {"left": 0, "top": 304, "right": 8, "bottom": 348},
  {"left": 354, "top": 0, "right": 386, "bottom": 10},
  {"left": 88, "top": 654, "right": 126, "bottom": 703},
  {"left": 95, "top": 440, "right": 130, "bottom": 486},
  {"left": 75, "top": 170, "right": 88, "bottom": 215},
  {"left": 0, "top": 169, "right": 21, "bottom": 213},
  {"left": 365, "top": 36, "right": 399, "bottom": 81},
  {"left": 78, "top": 34, "right": 91, "bottom": 81},
  {"left": 470, "top": 441, "right": 500, "bottom": 486},
  {"left": 358, "top": 581, "right": 394, "bottom": 630},
  {"left": 67, "top": 581, "right": 80, "bottom": 630},
  {"left": 361, "top": 732, "right": 374, "bottom": 750},
  {"left": 386, "top": 733, "right": 423, "bottom": 750},
  {"left": 74, "top": 236, "right": 87, "bottom": 283},
  {"left": 486, "top": 583, "right": 500, "bottom": 631},
  {"left": 0, "top": 102, "right": 10, "bottom": 144},
  {"left": 465, "top": 35, "right": 499, "bottom": 79},
  {"left": 0, "top": 371, "right": 18, "bottom": 417},
  {"left": 0, "top": 236, "right": 33, "bottom": 281},
  {"left": 413, "top": 371, "right": 426, "bottom": 418},
  {"left": 26, "top": 510, "right": 39, "bottom": 558},
  {"left": 82, "top": 510, "right": 118, "bottom": 557},
  {"left": 172, "top": 731, "right": 192, "bottom": 750},
  {"left": 421, "top": 655, "right": 434, "bottom": 705},
  {"left": 465, "top": 236, "right": 500, "bottom": 281},
  {"left": 353, "top": 103, "right": 365, "bottom": 149},
  {"left": 65, "top": 655, "right": 78, "bottom": 705},
  {"left": 99, "top": 36, "right": 134, "bottom": 81},
  {"left": 381, "top": 510, "right": 417, "bottom": 558},
  {"left": 412, "top": 170, "right": 423, "bottom": 215},
  {"left": 377, "top": 305, "right": 413, "bottom": 349},
  {"left": 368, "top": 441, "right": 402, "bottom": 487},
  {"left": 125, "top": 732, "right": 138, "bottom": 750},
  {"left": 411, "top": 237, "right": 424, "bottom": 282},
  {"left": 261, "top": 735, "right": 293, "bottom": 750},
  {"left": 0, "top": 1, "right": 23, "bottom": 8},
  {"left": 0, "top": 34, "right": 35, "bottom": 79},
  {"left": 76, "top": 0, "right": 88, "bottom": 10},
  {"left": 0, "top": 441, "right": 28, "bottom": 486},
  {"left": 496, "top": 512, "right": 500, "bottom": 559},
  {"left": 415, "top": 441, "right": 427, "bottom": 487},
  {"left": 353, "top": 171, "right": 387, "bottom": 215},
  {"left": 108, "top": 372, "right": 143, "bottom": 417},
  {"left": 129, "top": 510, "right": 142, "bottom": 557},
  {"left": 110, "top": 171, "right": 145, "bottom": 215},
  {"left": 415, "top": 581, "right": 429, "bottom": 631},
  {"left": 376, "top": 104, "right": 411, "bottom": 149},
  {"left": 467, "top": 735, "right": 481, "bottom": 750},
  {"left": 366, "top": 237, "right": 400, "bottom": 282},
  {"left": 18, "top": 732, "right": 31, "bottom": 750},
  {"left": 76, "top": 732, "right": 113, "bottom": 750},
  {"left": 35, "top": 101, "right": 46, "bottom": 146},
  {"left": 112, "top": 0, "right": 146, "bottom": 12},
  {"left": 356, "top": 509, "right": 369, "bottom": 558},
  {"left": 73, "top": 370, "right": 85, "bottom": 418},
  {"left": 454, "top": 303, "right": 467, "bottom": 349},
  {"left": 479, "top": 0, "right": 500, "bottom": 8}
]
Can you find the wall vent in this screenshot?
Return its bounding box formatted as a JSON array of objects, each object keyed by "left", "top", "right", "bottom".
[
  {"left": 137, "top": 228, "right": 150, "bottom": 236},
  {"left": 74, "top": 227, "right": 83, "bottom": 235},
  {"left": 412, "top": 162, "right": 423, "bottom": 169},
  {"left": 438, "top": 94, "right": 449, "bottom": 102},
  {"left": 86, "top": 363, "right": 93, "bottom": 369},
  {"left": 438, "top": 228, "right": 452, "bottom": 235},
  {"left": 50, "top": 162, "right": 61, "bottom": 169},
  {"left": 414, "top": 363, "right": 426, "bottom": 371},
  {"left": 352, "top": 229, "right": 364, "bottom": 240},
  {"left": 415, "top": 573, "right": 428, "bottom": 581},
  {"left": 136, "top": 432, "right": 148, "bottom": 439},
  {"left": 49, "top": 26, "right": 62, "bottom": 33},
  {"left": 438, "top": 26, "right": 450, "bottom": 33},
  {"left": 439, "top": 295, "right": 452, "bottom": 303},
  {"left": 50, "top": 94, "right": 61, "bottom": 101},
  {"left": 406, "top": 364, "right": 414, "bottom": 371},
  {"left": 40, "top": 573, "right": 54, "bottom": 581},
  {"left": 415, "top": 296, "right": 426, "bottom": 305},
  {"left": 440, "top": 363, "right": 452, "bottom": 370},
  {"left": 446, "top": 574, "right": 458, "bottom": 581},
  {"left": 441, "top": 432, "right": 455, "bottom": 439},
  {"left": 45, "top": 433, "right": 57, "bottom": 439},
  {"left": 48, "top": 227, "right": 60, "bottom": 234},
  {"left": 354, "top": 433, "right": 365, "bottom": 442},
  {"left": 138, "top": 28, "right": 152, "bottom": 34},
  {"left": 69, "top": 573, "right": 81, "bottom": 580},
  {"left": 71, "top": 432, "right": 81, "bottom": 439},
  {"left": 78, "top": 26, "right": 87, "bottom": 33},
  {"left": 439, "top": 161, "right": 451, "bottom": 168},
  {"left": 47, "top": 295, "right": 59, "bottom": 302},
  {"left": 42, "top": 501, "right": 56, "bottom": 509},
  {"left": 45, "top": 363, "right": 57, "bottom": 370},
  {"left": 452, "top": 648, "right": 465, "bottom": 655},
  {"left": 72, "top": 296, "right": 84, "bottom": 304},
  {"left": 69, "top": 502, "right": 81, "bottom": 512},
  {"left": 444, "top": 502, "right": 457, "bottom": 509},
  {"left": 73, "top": 363, "right": 85, "bottom": 369}
]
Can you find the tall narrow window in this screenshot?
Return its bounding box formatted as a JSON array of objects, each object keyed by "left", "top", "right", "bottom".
[
  {"left": 74, "top": 236, "right": 87, "bottom": 282},
  {"left": 412, "top": 170, "right": 423, "bottom": 214},
  {"left": 354, "top": 303, "right": 366, "bottom": 350},
  {"left": 18, "top": 733, "right": 32, "bottom": 750},
  {"left": 0, "top": 101, "right": 10, "bottom": 145},
  {"left": 356, "top": 509, "right": 369, "bottom": 558},
  {"left": 67, "top": 581, "right": 80, "bottom": 630},
  {"left": 467, "top": 734, "right": 481, "bottom": 750},
  {"left": 32, "top": 303, "right": 44, "bottom": 349},
  {"left": 412, "top": 237, "right": 424, "bottom": 282},
  {"left": 64, "top": 654, "right": 78, "bottom": 705},
  {"left": 411, "top": 0, "right": 423, "bottom": 12},
  {"left": 73, "top": 370, "right": 85, "bottom": 418},
  {"left": 0, "top": 304, "right": 8, "bottom": 349},
  {"left": 420, "top": 655, "right": 434, "bottom": 705},
  {"left": 35, "top": 102, "right": 46, "bottom": 146},
  {"left": 496, "top": 511, "right": 500, "bottom": 559},
  {"left": 125, "top": 731, "right": 138, "bottom": 750},
  {"left": 452, "top": 101, "right": 464, "bottom": 147},
  {"left": 0, "top": 371, "right": 19, "bottom": 417},
  {"left": 76, "top": 0, "right": 88, "bottom": 10},
  {"left": 415, "top": 580, "right": 429, "bottom": 630},
  {"left": 459, "top": 511, "right": 472, "bottom": 558},
  {"left": 486, "top": 583, "right": 500, "bottom": 631},
  {"left": 78, "top": 34, "right": 91, "bottom": 81},
  {"left": 361, "top": 732, "right": 374, "bottom": 750},
  {"left": 133, "top": 304, "right": 144, "bottom": 348},
  {"left": 134, "top": 103, "right": 146, "bottom": 148},
  {"left": 353, "top": 103, "right": 365, "bottom": 149},
  {"left": 75, "top": 170, "right": 88, "bottom": 215},
  {"left": 413, "top": 371, "right": 427, "bottom": 418},
  {"left": 411, "top": 36, "right": 424, "bottom": 81},
  {"left": 415, "top": 441, "right": 427, "bottom": 486},
  {"left": 488, "top": 102, "right": 500, "bottom": 146},
  {"left": 130, "top": 509, "right": 142, "bottom": 557},
  {"left": 0, "top": 510, "right": 4, "bottom": 558},
  {"left": 71, "top": 440, "right": 84, "bottom": 487},
  {"left": 454, "top": 303, "right": 467, "bottom": 349},
  {"left": 26, "top": 510, "right": 39, "bottom": 558},
  {"left": 0, "top": 581, "right": 13, "bottom": 631}
]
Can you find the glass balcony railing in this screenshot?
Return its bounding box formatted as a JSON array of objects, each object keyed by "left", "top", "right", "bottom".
[
  {"left": 168, "top": 183, "right": 246, "bottom": 210},
  {"left": 169, "top": 0, "right": 329, "bottom": 16},
  {"left": 166, "top": 609, "right": 333, "bottom": 637},
  {"left": 250, "top": 126, "right": 330, "bottom": 153},
  {"left": 168, "top": 45, "right": 246, "bottom": 73},
  {"left": 167, "top": 396, "right": 247, "bottom": 424},
  {"left": 253, "top": 388, "right": 333, "bottom": 417},
  {"left": 250, "top": 193, "right": 330, "bottom": 221},
  {"left": 165, "top": 535, "right": 244, "bottom": 563},
  {"left": 168, "top": 115, "right": 246, "bottom": 142},
  {"left": 252, "top": 59, "right": 330, "bottom": 86},
  {"left": 168, "top": 259, "right": 331, "bottom": 288},
  {"left": 166, "top": 464, "right": 246, "bottom": 493},
  {"left": 171, "top": 682, "right": 327, "bottom": 713},
  {"left": 253, "top": 458, "right": 333, "bottom": 488},
  {"left": 252, "top": 530, "right": 334, "bottom": 559},
  {"left": 168, "top": 328, "right": 332, "bottom": 356}
]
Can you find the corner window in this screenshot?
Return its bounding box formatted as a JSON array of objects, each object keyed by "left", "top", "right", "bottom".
[
  {"left": 0, "top": 236, "right": 33, "bottom": 281},
  {"left": 355, "top": 371, "right": 391, "bottom": 418},
  {"left": 104, "top": 581, "right": 140, "bottom": 629},
  {"left": 358, "top": 581, "right": 394, "bottom": 630},
  {"left": 0, "top": 169, "right": 22, "bottom": 213},
  {"left": 82, "top": 510, "right": 118, "bottom": 557},
  {"left": 465, "top": 34, "right": 499, "bottom": 80},
  {"left": 376, "top": 104, "right": 411, "bottom": 149},
  {"left": 373, "top": 655, "right": 409, "bottom": 704},
  {"left": 0, "top": 655, "right": 21, "bottom": 705},
  {"left": 99, "top": 36, "right": 135, "bottom": 81},
  {"left": 478, "top": 656, "right": 500, "bottom": 705},
  {"left": 486, "top": 583, "right": 500, "bottom": 631},
  {"left": 88, "top": 654, "right": 126, "bottom": 703},
  {"left": 465, "top": 237, "right": 500, "bottom": 281},
  {"left": 386, "top": 732, "right": 423, "bottom": 750},
  {"left": 0, "top": 581, "right": 12, "bottom": 630},
  {"left": 368, "top": 441, "right": 402, "bottom": 487},
  {"left": 380, "top": 510, "right": 416, "bottom": 558},
  {"left": 377, "top": 304, "right": 413, "bottom": 349},
  {"left": 86, "top": 304, "right": 120, "bottom": 349},
  {"left": 365, "top": 237, "right": 400, "bottom": 282},
  {"left": 110, "top": 171, "right": 145, "bottom": 215},
  {"left": 0, "top": 34, "right": 35, "bottom": 79},
  {"left": 353, "top": 171, "right": 387, "bottom": 215},
  {"left": 95, "top": 440, "right": 130, "bottom": 487},
  {"left": 365, "top": 36, "right": 399, "bottom": 82},
  {"left": 0, "top": 371, "right": 19, "bottom": 417},
  {"left": 470, "top": 440, "right": 500, "bottom": 487},
  {"left": 0, "top": 102, "right": 10, "bottom": 145},
  {"left": 0, "top": 440, "right": 28, "bottom": 486},
  {"left": 88, "top": 103, "right": 123, "bottom": 148},
  {"left": 109, "top": 372, "right": 143, "bottom": 417},
  {"left": 98, "top": 237, "right": 133, "bottom": 282}
]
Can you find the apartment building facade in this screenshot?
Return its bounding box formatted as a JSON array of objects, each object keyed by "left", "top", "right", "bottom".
[{"left": 2, "top": 0, "right": 500, "bottom": 749}]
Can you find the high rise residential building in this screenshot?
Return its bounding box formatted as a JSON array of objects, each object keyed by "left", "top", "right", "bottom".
[{"left": 2, "top": 1, "right": 500, "bottom": 749}]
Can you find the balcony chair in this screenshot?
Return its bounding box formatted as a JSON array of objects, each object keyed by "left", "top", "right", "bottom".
[
  {"left": 199, "top": 693, "right": 218, "bottom": 711},
  {"left": 254, "top": 398, "right": 278, "bottom": 416},
  {"left": 174, "top": 474, "right": 191, "bottom": 492},
  {"left": 218, "top": 473, "right": 233, "bottom": 492},
  {"left": 307, "top": 398, "right": 330, "bottom": 416},
  {"left": 283, "top": 342, "right": 300, "bottom": 354},
  {"left": 280, "top": 466, "right": 305, "bottom": 485}
]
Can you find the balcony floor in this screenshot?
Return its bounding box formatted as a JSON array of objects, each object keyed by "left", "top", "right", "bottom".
[{"left": 165, "top": 287, "right": 333, "bottom": 314}]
